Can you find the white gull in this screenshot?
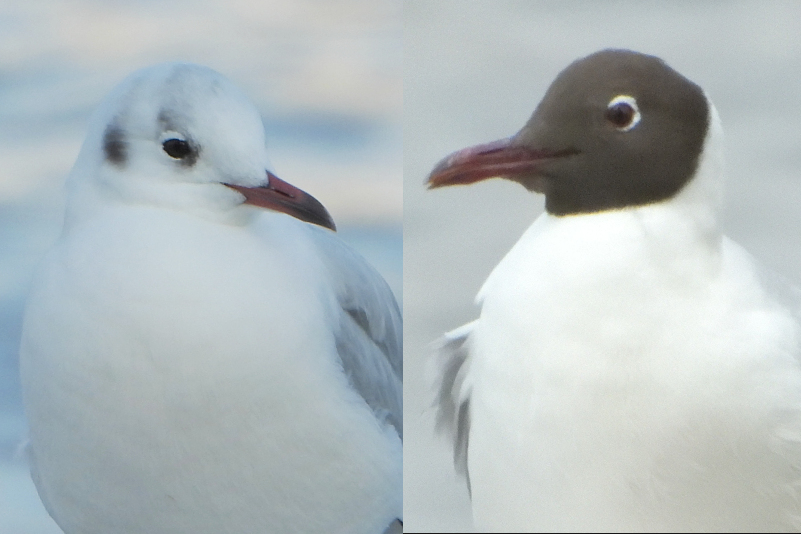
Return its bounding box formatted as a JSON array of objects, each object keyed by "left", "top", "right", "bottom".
[{"left": 20, "top": 62, "right": 402, "bottom": 534}]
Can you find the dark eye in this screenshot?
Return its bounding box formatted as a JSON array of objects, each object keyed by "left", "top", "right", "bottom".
[
  {"left": 162, "top": 138, "right": 192, "bottom": 159},
  {"left": 606, "top": 103, "right": 635, "bottom": 127},
  {"left": 605, "top": 95, "right": 641, "bottom": 131}
]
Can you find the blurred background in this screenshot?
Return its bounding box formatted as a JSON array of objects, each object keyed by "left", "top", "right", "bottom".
[
  {"left": 404, "top": 1, "right": 801, "bottom": 531},
  {"left": 0, "top": 1, "right": 400, "bottom": 532}
]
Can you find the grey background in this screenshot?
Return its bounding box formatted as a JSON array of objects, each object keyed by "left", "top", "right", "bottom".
[
  {"left": 0, "top": 1, "right": 401, "bottom": 532},
  {"left": 403, "top": 1, "right": 801, "bottom": 531}
]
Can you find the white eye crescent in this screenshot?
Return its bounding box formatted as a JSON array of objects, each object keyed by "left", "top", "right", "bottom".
[{"left": 605, "top": 95, "right": 641, "bottom": 132}]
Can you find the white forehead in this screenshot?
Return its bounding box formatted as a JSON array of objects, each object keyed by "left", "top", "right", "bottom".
[{"left": 84, "top": 62, "right": 268, "bottom": 163}]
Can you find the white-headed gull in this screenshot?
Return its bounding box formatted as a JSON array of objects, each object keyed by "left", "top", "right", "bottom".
[
  {"left": 20, "top": 62, "right": 402, "bottom": 534},
  {"left": 429, "top": 49, "right": 801, "bottom": 531}
]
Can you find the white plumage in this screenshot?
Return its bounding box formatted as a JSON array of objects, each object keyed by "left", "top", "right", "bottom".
[{"left": 20, "top": 63, "right": 402, "bottom": 534}]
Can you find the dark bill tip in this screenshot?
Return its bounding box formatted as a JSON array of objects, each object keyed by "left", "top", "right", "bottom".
[{"left": 225, "top": 172, "right": 337, "bottom": 231}]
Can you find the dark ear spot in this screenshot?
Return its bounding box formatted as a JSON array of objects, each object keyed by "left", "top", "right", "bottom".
[{"left": 103, "top": 124, "right": 127, "bottom": 166}]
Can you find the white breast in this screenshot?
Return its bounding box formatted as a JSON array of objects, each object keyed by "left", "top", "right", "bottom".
[
  {"left": 467, "top": 208, "right": 801, "bottom": 531},
  {"left": 20, "top": 207, "right": 401, "bottom": 534}
]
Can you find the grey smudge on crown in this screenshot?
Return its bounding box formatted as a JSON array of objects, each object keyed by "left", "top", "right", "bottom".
[
  {"left": 103, "top": 123, "right": 127, "bottom": 167},
  {"left": 157, "top": 108, "right": 199, "bottom": 167},
  {"left": 157, "top": 108, "right": 182, "bottom": 133}
]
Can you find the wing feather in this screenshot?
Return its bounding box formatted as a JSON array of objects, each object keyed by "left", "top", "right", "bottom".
[
  {"left": 308, "top": 227, "right": 403, "bottom": 439},
  {"left": 433, "top": 321, "right": 475, "bottom": 492}
]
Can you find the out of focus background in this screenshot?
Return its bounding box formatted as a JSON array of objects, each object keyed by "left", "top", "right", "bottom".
[
  {"left": 0, "top": 1, "right": 400, "bottom": 532},
  {"left": 404, "top": 1, "right": 801, "bottom": 532}
]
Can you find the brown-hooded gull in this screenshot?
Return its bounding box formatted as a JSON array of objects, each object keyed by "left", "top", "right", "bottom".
[{"left": 429, "top": 49, "right": 801, "bottom": 532}]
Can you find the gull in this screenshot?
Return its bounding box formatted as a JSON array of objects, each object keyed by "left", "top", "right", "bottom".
[
  {"left": 20, "top": 62, "right": 402, "bottom": 534},
  {"left": 429, "top": 49, "right": 801, "bottom": 532}
]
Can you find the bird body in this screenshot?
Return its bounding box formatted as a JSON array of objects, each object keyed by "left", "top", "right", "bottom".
[
  {"left": 466, "top": 208, "right": 801, "bottom": 532},
  {"left": 21, "top": 63, "right": 401, "bottom": 534},
  {"left": 430, "top": 50, "right": 801, "bottom": 531}
]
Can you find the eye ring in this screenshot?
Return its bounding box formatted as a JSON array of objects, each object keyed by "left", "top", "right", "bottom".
[
  {"left": 162, "top": 138, "right": 193, "bottom": 159},
  {"left": 605, "top": 95, "right": 641, "bottom": 132}
]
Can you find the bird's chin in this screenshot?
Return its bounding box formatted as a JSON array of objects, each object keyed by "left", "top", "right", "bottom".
[{"left": 517, "top": 175, "right": 548, "bottom": 194}]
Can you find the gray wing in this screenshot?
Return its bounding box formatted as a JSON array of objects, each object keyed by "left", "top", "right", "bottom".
[
  {"left": 308, "top": 227, "right": 403, "bottom": 439},
  {"left": 382, "top": 518, "right": 403, "bottom": 534},
  {"left": 433, "top": 320, "right": 476, "bottom": 494}
]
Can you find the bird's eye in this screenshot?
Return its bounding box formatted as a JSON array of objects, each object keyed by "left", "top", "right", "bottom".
[
  {"left": 162, "top": 138, "right": 193, "bottom": 159},
  {"left": 605, "top": 95, "right": 641, "bottom": 132}
]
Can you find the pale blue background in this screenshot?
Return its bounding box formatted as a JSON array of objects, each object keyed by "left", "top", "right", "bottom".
[
  {"left": 404, "top": 1, "right": 801, "bottom": 531},
  {"left": 0, "top": 1, "right": 401, "bottom": 532}
]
